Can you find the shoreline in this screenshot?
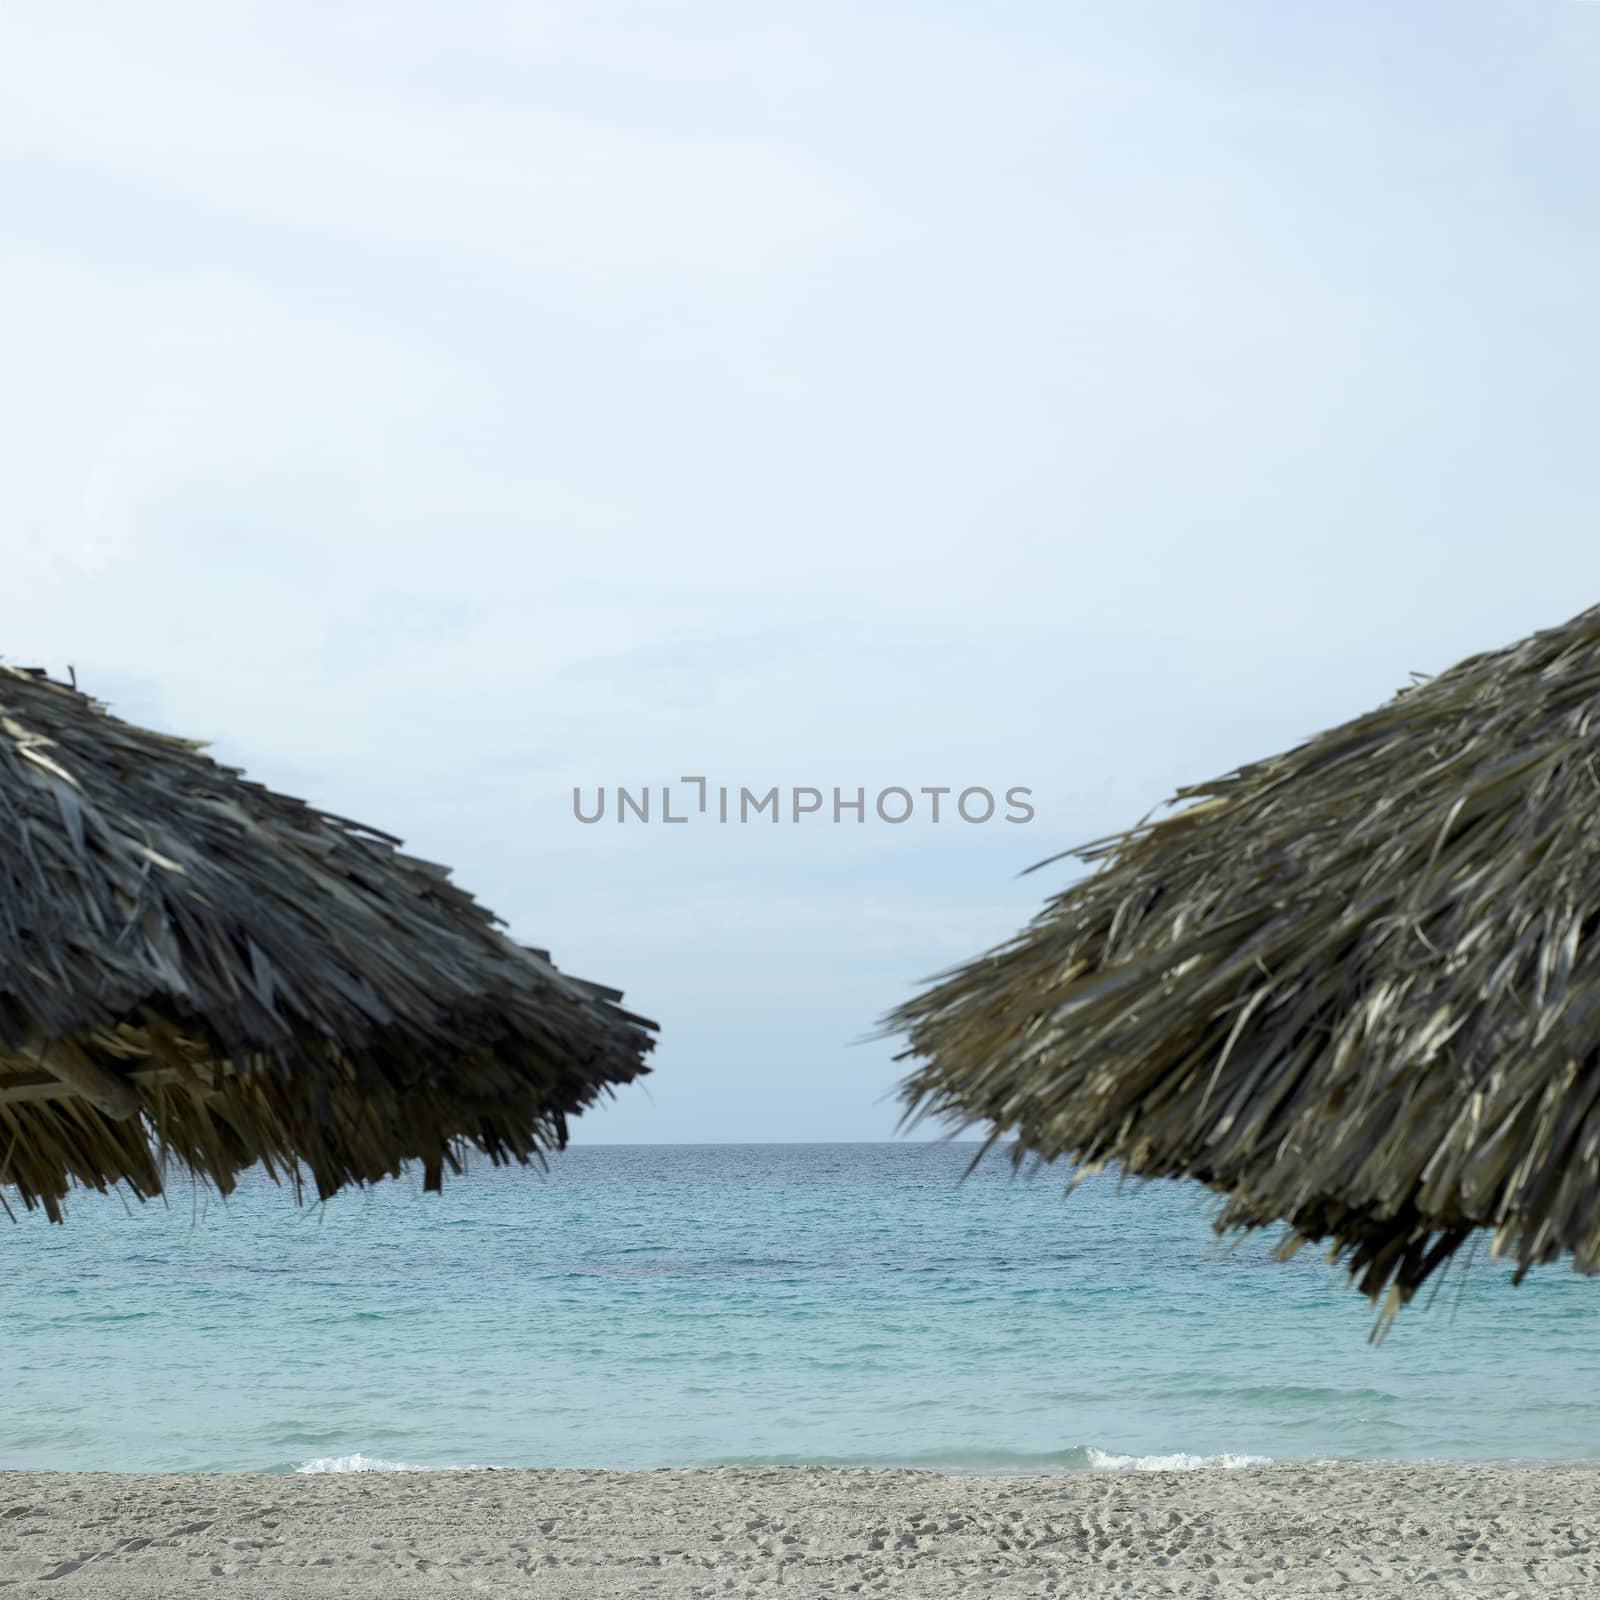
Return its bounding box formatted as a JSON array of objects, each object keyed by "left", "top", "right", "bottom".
[
  {"left": 11, "top": 1448, "right": 1600, "bottom": 1476},
  {"left": 3, "top": 1461, "right": 1597, "bottom": 1595}
]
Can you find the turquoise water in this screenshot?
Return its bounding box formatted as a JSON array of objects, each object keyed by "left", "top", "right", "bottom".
[{"left": 2, "top": 1143, "right": 1598, "bottom": 1473}]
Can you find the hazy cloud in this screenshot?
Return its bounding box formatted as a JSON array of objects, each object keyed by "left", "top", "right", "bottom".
[{"left": 3, "top": 0, "right": 1596, "bottom": 1139}]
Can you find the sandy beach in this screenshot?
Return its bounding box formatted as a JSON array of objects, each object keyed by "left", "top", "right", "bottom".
[{"left": 0, "top": 1462, "right": 1594, "bottom": 1597}]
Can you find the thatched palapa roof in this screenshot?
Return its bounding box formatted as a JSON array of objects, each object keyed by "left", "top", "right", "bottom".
[
  {"left": 889, "top": 606, "right": 1600, "bottom": 1324},
  {"left": 0, "top": 664, "right": 654, "bottom": 1220}
]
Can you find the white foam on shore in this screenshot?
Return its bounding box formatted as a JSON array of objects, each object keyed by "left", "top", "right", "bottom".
[
  {"left": 1085, "top": 1449, "right": 1272, "bottom": 1472},
  {"left": 295, "top": 1448, "right": 1273, "bottom": 1475}
]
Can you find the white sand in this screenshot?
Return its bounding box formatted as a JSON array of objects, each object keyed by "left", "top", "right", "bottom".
[{"left": 1, "top": 1462, "right": 1596, "bottom": 1596}]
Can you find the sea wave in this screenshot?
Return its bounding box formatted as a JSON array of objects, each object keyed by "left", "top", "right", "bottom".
[
  {"left": 1083, "top": 1448, "right": 1272, "bottom": 1472},
  {"left": 296, "top": 1453, "right": 485, "bottom": 1474},
  {"left": 291, "top": 1445, "right": 1271, "bottom": 1475}
]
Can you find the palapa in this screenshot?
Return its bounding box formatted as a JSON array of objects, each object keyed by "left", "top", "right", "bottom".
[
  {"left": 889, "top": 606, "right": 1600, "bottom": 1326},
  {"left": 0, "top": 664, "right": 654, "bottom": 1220}
]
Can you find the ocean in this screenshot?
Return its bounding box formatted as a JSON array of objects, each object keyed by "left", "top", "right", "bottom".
[{"left": 2, "top": 1142, "right": 1597, "bottom": 1474}]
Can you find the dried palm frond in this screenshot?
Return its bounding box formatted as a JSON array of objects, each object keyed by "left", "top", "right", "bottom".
[
  {"left": 0, "top": 665, "right": 653, "bottom": 1220},
  {"left": 889, "top": 606, "right": 1600, "bottom": 1324}
]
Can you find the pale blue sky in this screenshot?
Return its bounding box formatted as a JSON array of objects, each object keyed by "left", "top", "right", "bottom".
[{"left": 3, "top": 2, "right": 1598, "bottom": 1140}]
